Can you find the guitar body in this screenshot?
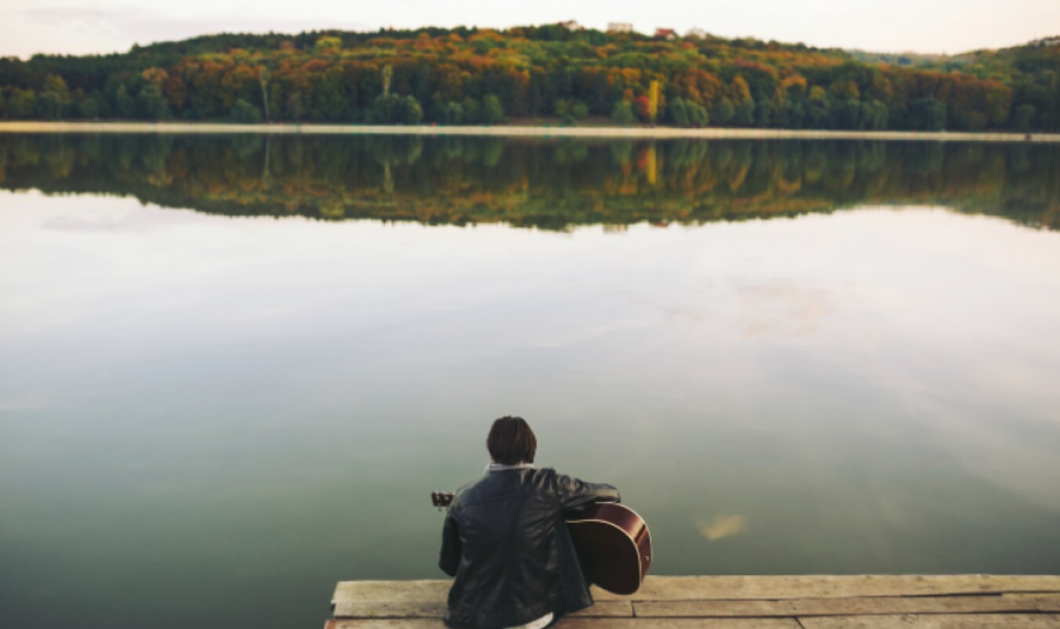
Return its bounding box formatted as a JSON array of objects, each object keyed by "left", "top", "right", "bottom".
[{"left": 566, "top": 503, "right": 652, "bottom": 595}]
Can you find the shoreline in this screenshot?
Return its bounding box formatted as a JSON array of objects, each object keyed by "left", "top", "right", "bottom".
[{"left": 0, "top": 121, "right": 1057, "bottom": 143}]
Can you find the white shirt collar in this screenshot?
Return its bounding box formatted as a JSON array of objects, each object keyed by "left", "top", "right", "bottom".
[{"left": 485, "top": 461, "right": 535, "bottom": 474}]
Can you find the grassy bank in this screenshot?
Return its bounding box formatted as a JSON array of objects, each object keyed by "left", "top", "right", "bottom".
[{"left": 0, "top": 121, "right": 1057, "bottom": 143}]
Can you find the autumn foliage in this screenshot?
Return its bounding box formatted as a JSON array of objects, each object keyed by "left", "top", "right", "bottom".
[{"left": 0, "top": 25, "right": 1057, "bottom": 131}]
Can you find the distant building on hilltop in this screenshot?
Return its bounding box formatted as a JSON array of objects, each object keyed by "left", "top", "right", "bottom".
[
  {"left": 1030, "top": 36, "right": 1060, "bottom": 47},
  {"left": 655, "top": 28, "right": 678, "bottom": 41},
  {"left": 686, "top": 27, "right": 707, "bottom": 39},
  {"left": 559, "top": 20, "right": 584, "bottom": 31},
  {"left": 608, "top": 22, "right": 633, "bottom": 34}
]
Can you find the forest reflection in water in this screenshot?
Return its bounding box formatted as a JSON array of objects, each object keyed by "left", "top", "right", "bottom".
[{"left": 0, "top": 134, "right": 1057, "bottom": 230}]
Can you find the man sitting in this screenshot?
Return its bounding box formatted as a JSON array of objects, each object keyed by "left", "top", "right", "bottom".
[{"left": 439, "top": 416, "right": 620, "bottom": 629}]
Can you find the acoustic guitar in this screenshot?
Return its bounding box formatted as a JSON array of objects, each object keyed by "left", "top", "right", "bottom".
[{"left": 431, "top": 491, "right": 652, "bottom": 595}]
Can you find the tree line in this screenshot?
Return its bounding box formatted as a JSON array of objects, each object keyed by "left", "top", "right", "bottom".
[
  {"left": 0, "top": 26, "right": 1057, "bottom": 131},
  {"left": 2, "top": 135, "right": 1056, "bottom": 231}
]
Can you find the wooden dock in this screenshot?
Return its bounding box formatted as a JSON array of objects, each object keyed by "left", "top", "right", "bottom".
[{"left": 327, "top": 576, "right": 1060, "bottom": 629}]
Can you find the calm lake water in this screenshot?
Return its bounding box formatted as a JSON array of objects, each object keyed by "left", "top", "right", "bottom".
[{"left": 1, "top": 135, "right": 1059, "bottom": 629}]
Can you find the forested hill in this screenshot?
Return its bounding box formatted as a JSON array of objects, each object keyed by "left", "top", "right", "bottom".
[{"left": 1, "top": 25, "right": 1057, "bottom": 131}]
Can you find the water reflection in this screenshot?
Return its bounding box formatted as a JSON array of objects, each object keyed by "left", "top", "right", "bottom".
[
  {"left": 0, "top": 134, "right": 1057, "bottom": 231},
  {"left": 700, "top": 515, "right": 748, "bottom": 542}
]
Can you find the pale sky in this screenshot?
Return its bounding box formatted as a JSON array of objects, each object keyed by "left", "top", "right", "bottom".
[{"left": 0, "top": 0, "right": 1057, "bottom": 59}]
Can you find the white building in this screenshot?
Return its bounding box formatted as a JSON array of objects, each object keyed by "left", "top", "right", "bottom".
[
  {"left": 608, "top": 22, "right": 633, "bottom": 34},
  {"left": 559, "top": 20, "right": 583, "bottom": 31},
  {"left": 686, "top": 27, "right": 707, "bottom": 39}
]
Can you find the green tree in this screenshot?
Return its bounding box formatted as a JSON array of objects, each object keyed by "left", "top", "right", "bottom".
[
  {"left": 35, "top": 91, "right": 63, "bottom": 120},
  {"left": 838, "top": 99, "right": 862, "bottom": 129},
  {"left": 909, "top": 97, "right": 947, "bottom": 131},
  {"left": 463, "top": 98, "right": 482, "bottom": 123},
  {"left": 138, "top": 84, "right": 172, "bottom": 120},
  {"left": 611, "top": 100, "right": 635, "bottom": 125},
  {"left": 689, "top": 101, "right": 709, "bottom": 127},
  {"left": 670, "top": 98, "right": 690, "bottom": 127},
  {"left": 114, "top": 85, "right": 135, "bottom": 118},
  {"left": 370, "top": 94, "right": 400, "bottom": 123},
  {"left": 315, "top": 36, "right": 342, "bottom": 50},
  {"left": 231, "top": 98, "right": 263, "bottom": 123},
  {"left": 755, "top": 100, "right": 774, "bottom": 127},
  {"left": 309, "top": 70, "right": 347, "bottom": 121},
  {"left": 867, "top": 100, "right": 888, "bottom": 130},
  {"left": 370, "top": 94, "right": 423, "bottom": 124},
  {"left": 587, "top": 71, "right": 610, "bottom": 115},
  {"left": 713, "top": 97, "right": 735, "bottom": 125},
  {"left": 443, "top": 101, "right": 464, "bottom": 124},
  {"left": 77, "top": 97, "right": 100, "bottom": 119},
  {"left": 571, "top": 100, "right": 589, "bottom": 120},
  {"left": 1014, "top": 104, "right": 1035, "bottom": 132},
  {"left": 41, "top": 74, "right": 71, "bottom": 110},
  {"left": 807, "top": 102, "right": 830, "bottom": 129},
  {"left": 735, "top": 96, "right": 755, "bottom": 126},
  {"left": 830, "top": 80, "right": 860, "bottom": 102},
  {"left": 399, "top": 95, "right": 423, "bottom": 124},
  {"left": 8, "top": 89, "right": 36, "bottom": 118},
  {"left": 963, "top": 112, "right": 987, "bottom": 131},
  {"left": 286, "top": 91, "right": 305, "bottom": 121},
  {"left": 778, "top": 101, "right": 804, "bottom": 128},
  {"left": 426, "top": 91, "right": 445, "bottom": 122},
  {"left": 483, "top": 94, "right": 505, "bottom": 124},
  {"left": 669, "top": 98, "right": 708, "bottom": 127}
]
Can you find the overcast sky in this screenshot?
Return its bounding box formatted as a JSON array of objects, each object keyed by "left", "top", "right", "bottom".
[{"left": 1, "top": 0, "right": 1058, "bottom": 59}]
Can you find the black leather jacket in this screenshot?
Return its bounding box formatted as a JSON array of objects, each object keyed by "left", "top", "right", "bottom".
[{"left": 439, "top": 468, "right": 620, "bottom": 629}]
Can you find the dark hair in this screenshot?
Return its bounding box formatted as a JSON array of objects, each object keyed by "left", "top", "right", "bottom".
[{"left": 487, "top": 416, "right": 537, "bottom": 465}]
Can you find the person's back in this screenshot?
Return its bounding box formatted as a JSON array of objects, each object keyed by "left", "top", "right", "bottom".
[{"left": 439, "top": 416, "right": 620, "bottom": 629}]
